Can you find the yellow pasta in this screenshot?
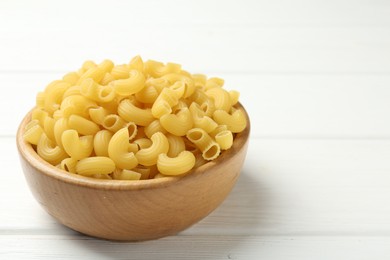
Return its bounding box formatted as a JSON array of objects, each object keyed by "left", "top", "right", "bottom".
[
  {"left": 68, "top": 114, "right": 100, "bottom": 135},
  {"left": 132, "top": 166, "right": 151, "bottom": 180},
  {"left": 193, "top": 151, "right": 207, "bottom": 169},
  {"left": 61, "top": 129, "right": 94, "bottom": 160},
  {"left": 144, "top": 120, "right": 167, "bottom": 139},
  {"left": 100, "top": 72, "right": 115, "bottom": 86},
  {"left": 112, "top": 70, "right": 145, "bottom": 96},
  {"left": 44, "top": 81, "right": 71, "bottom": 115},
  {"left": 186, "top": 128, "right": 221, "bottom": 161},
  {"left": 206, "top": 87, "right": 231, "bottom": 112},
  {"left": 146, "top": 77, "right": 170, "bottom": 93},
  {"left": 144, "top": 60, "right": 181, "bottom": 78},
  {"left": 150, "top": 99, "right": 172, "bottom": 118},
  {"left": 102, "top": 114, "right": 127, "bottom": 132},
  {"left": 209, "top": 124, "right": 228, "bottom": 138},
  {"left": 166, "top": 134, "right": 185, "bottom": 157},
  {"left": 81, "top": 60, "right": 97, "bottom": 71},
  {"left": 37, "top": 133, "right": 68, "bottom": 165},
  {"left": 161, "top": 73, "right": 195, "bottom": 98},
  {"left": 80, "top": 78, "right": 115, "bottom": 103},
  {"left": 76, "top": 157, "right": 115, "bottom": 176},
  {"left": 43, "top": 116, "right": 56, "bottom": 141},
  {"left": 62, "top": 72, "right": 80, "bottom": 85},
  {"left": 89, "top": 106, "right": 109, "bottom": 125},
  {"left": 77, "top": 67, "right": 105, "bottom": 85},
  {"left": 128, "top": 55, "right": 144, "bottom": 72},
  {"left": 24, "top": 56, "right": 247, "bottom": 180},
  {"left": 114, "top": 169, "right": 142, "bottom": 180},
  {"left": 172, "top": 100, "right": 188, "bottom": 113},
  {"left": 60, "top": 157, "right": 78, "bottom": 173},
  {"left": 23, "top": 120, "right": 44, "bottom": 145},
  {"left": 108, "top": 127, "right": 138, "bottom": 169},
  {"left": 189, "top": 103, "right": 218, "bottom": 133},
  {"left": 134, "top": 126, "right": 146, "bottom": 139},
  {"left": 160, "top": 108, "right": 193, "bottom": 136},
  {"left": 213, "top": 108, "right": 247, "bottom": 133},
  {"left": 135, "top": 85, "right": 159, "bottom": 104},
  {"left": 136, "top": 132, "right": 169, "bottom": 166},
  {"left": 205, "top": 77, "right": 224, "bottom": 90},
  {"left": 199, "top": 98, "right": 215, "bottom": 118},
  {"left": 63, "top": 85, "right": 82, "bottom": 98},
  {"left": 229, "top": 90, "right": 240, "bottom": 106},
  {"left": 98, "top": 59, "right": 114, "bottom": 73},
  {"left": 111, "top": 64, "right": 130, "bottom": 80},
  {"left": 53, "top": 118, "right": 69, "bottom": 149},
  {"left": 215, "top": 130, "right": 234, "bottom": 150},
  {"left": 31, "top": 108, "right": 48, "bottom": 127},
  {"left": 151, "top": 88, "right": 179, "bottom": 118},
  {"left": 60, "top": 95, "right": 96, "bottom": 118},
  {"left": 93, "top": 130, "right": 113, "bottom": 157},
  {"left": 192, "top": 74, "right": 207, "bottom": 89},
  {"left": 157, "top": 151, "right": 195, "bottom": 176},
  {"left": 169, "top": 81, "right": 186, "bottom": 99},
  {"left": 134, "top": 138, "right": 153, "bottom": 150},
  {"left": 118, "top": 99, "right": 154, "bottom": 126}
]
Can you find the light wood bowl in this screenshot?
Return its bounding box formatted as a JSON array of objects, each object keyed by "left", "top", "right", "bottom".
[{"left": 16, "top": 104, "right": 250, "bottom": 241}]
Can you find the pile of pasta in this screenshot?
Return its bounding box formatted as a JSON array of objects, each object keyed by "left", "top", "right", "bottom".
[{"left": 23, "top": 56, "right": 247, "bottom": 180}]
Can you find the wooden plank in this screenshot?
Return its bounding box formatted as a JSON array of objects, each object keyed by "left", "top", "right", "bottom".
[
  {"left": 1, "top": 0, "right": 390, "bottom": 73},
  {"left": 1, "top": 0, "right": 389, "bottom": 29},
  {"left": 3, "top": 137, "right": 390, "bottom": 236},
  {"left": 4, "top": 73, "right": 390, "bottom": 137},
  {"left": 0, "top": 26, "right": 390, "bottom": 73},
  {"left": 1, "top": 235, "right": 390, "bottom": 260}
]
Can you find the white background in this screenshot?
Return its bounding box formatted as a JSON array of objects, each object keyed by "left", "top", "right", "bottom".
[{"left": 2, "top": 0, "right": 390, "bottom": 259}]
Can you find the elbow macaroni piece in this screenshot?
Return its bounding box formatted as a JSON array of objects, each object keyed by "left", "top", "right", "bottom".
[
  {"left": 93, "top": 130, "right": 113, "bottom": 157},
  {"left": 166, "top": 134, "right": 186, "bottom": 157},
  {"left": 24, "top": 56, "right": 247, "bottom": 180},
  {"left": 112, "top": 70, "right": 145, "bottom": 96},
  {"left": 80, "top": 78, "right": 115, "bottom": 103},
  {"left": 102, "top": 114, "right": 127, "bottom": 132},
  {"left": 89, "top": 106, "right": 109, "bottom": 125},
  {"left": 186, "top": 128, "right": 221, "bottom": 161},
  {"left": 23, "top": 120, "right": 44, "bottom": 145},
  {"left": 108, "top": 127, "right": 138, "bottom": 170},
  {"left": 60, "top": 157, "right": 78, "bottom": 173},
  {"left": 213, "top": 108, "right": 247, "bottom": 133},
  {"left": 215, "top": 130, "right": 234, "bottom": 150},
  {"left": 160, "top": 108, "right": 193, "bottom": 136},
  {"left": 118, "top": 98, "right": 154, "bottom": 126},
  {"left": 37, "top": 133, "right": 68, "bottom": 165},
  {"left": 144, "top": 120, "right": 167, "bottom": 138},
  {"left": 136, "top": 132, "right": 169, "bottom": 166},
  {"left": 76, "top": 157, "right": 115, "bottom": 176},
  {"left": 157, "top": 151, "right": 195, "bottom": 176},
  {"left": 206, "top": 87, "right": 231, "bottom": 112},
  {"left": 68, "top": 114, "right": 100, "bottom": 135},
  {"left": 113, "top": 169, "right": 142, "bottom": 180},
  {"left": 61, "top": 129, "right": 94, "bottom": 160}
]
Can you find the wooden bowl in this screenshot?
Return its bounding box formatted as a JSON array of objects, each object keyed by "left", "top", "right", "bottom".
[{"left": 16, "top": 104, "right": 250, "bottom": 241}]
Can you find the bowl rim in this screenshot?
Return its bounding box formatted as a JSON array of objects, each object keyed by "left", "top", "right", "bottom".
[{"left": 17, "top": 103, "right": 250, "bottom": 191}]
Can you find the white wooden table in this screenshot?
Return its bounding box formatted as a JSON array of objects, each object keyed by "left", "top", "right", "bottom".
[{"left": 2, "top": 0, "right": 390, "bottom": 259}]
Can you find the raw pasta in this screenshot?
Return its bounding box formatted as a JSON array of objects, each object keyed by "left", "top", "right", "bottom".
[{"left": 23, "top": 56, "right": 247, "bottom": 180}]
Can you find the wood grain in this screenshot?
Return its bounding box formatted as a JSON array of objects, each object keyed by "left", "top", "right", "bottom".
[{"left": 2, "top": 235, "right": 390, "bottom": 260}]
